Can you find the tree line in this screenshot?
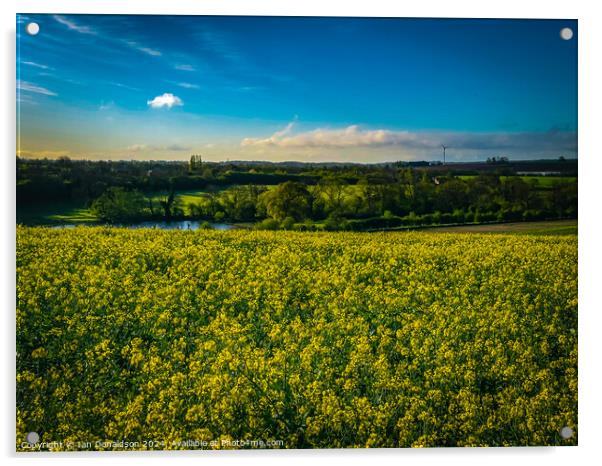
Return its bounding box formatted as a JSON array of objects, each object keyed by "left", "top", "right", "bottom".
[
  {"left": 16, "top": 156, "right": 577, "bottom": 206},
  {"left": 89, "top": 171, "right": 577, "bottom": 230}
]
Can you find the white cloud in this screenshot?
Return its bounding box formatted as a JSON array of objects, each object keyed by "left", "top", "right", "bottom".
[
  {"left": 17, "top": 80, "right": 57, "bottom": 96},
  {"left": 241, "top": 122, "right": 577, "bottom": 158},
  {"left": 147, "top": 93, "right": 183, "bottom": 109},
  {"left": 175, "top": 64, "right": 195, "bottom": 71},
  {"left": 241, "top": 120, "right": 296, "bottom": 147},
  {"left": 177, "top": 82, "right": 200, "bottom": 89},
  {"left": 242, "top": 123, "right": 419, "bottom": 148},
  {"left": 53, "top": 15, "right": 96, "bottom": 35}
]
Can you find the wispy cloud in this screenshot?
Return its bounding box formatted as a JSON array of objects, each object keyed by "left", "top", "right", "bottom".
[
  {"left": 53, "top": 15, "right": 165, "bottom": 63},
  {"left": 147, "top": 93, "right": 183, "bottom": 109},
  {"left": 17, "top": 93, "right": 38, "bottom": 106},
  {"left": 99, "top": 101, "right": 115, "bottom": 111},
  {"left": 192, "top": 26, "right": 294, "bottom": 86},
  {"left": 53, "top": 15, "right": 96, "bottom": 35},
  {"left": 140, "top": 47, "right": 161, "bottom": 56},
  {"left": 165, "top": 143, "right": 191, "bottom": 151},
  {"left": 36, "top": 72, "right": 83, "bottom": 86},
  {"left": 108, "top": 81, "right": 142, "bottom": 92},
  {"left": 175, "top": 64, "right": 195, "bottom": 71},
  {"left": 17, "top": 80, "right": 57, "bottom": 96},
  {"left": 126, "top": 144, "right": 148, "bottom": 152},
  {"left": 124, "top": 40, "right": 162, "bottom": 57},
  {"left": 242, "top": 121, "right": 296, "bottom": 147},
  {"left": 177, "top": 82, "right": 200, "bottom": 90},
  {"left": 126, "top": 143, "right": 191, "bottom": 152},
  {"left": 237, "top": 86, "right": 263, "bottom": 92},
  {"left": 22, "top": 61, "right": 52, "bottom": 70},
  {"left": 196, "top": 28, "right": 243, "bottom": 64}
]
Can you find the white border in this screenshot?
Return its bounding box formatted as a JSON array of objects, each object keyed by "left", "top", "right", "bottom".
[
  {"left": 5, "top": 0, "right": 587, "bottom": 18},
  {"left": 3, "top": 1, "right": 600, "bottom": 465}
]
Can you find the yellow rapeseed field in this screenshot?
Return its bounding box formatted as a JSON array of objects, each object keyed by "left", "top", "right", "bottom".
[{"left": 16, "top": 226, "right": 577, "bottom": 449}]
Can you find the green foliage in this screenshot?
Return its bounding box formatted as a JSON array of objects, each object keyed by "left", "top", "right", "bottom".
[
  {"left": 158, "top": 189, "right": 182, "bottom": 220},
  {"left": 258, "top": 182, "right": 313, "bottom": 222},
  {"left": 17, "top": 157, "right": 578, "bottom": 230},
  {"left": 189, "top": 154, "right": 203, "bottom": 172},
  {"left": 255, "top": 218, "right": 280, "bottom": 230},
  {"left": 317, "top": 176, "right": 346, "bottom": 215},
  {"left": 280, "top": 217, "right": 296, "bottom": 230},
  {"left": 90, "top": 187, "right": 146, "bottom": 223}
]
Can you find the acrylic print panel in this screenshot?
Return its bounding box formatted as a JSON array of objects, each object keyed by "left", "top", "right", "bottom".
[{"left": 16, "top": 14, "right": 577, "bottom": 451}]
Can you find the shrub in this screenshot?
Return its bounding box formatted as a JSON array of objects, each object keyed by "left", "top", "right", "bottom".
[
  {"left": 255, "top": 218, "right": 280, "bottom": 230},
  {"left": 280, "top": 216, "right": 296, "bottom": 230},
  {"left": 440, "top": 212, "right": 455, "bottom": 224},
  {"left": 452, "top": 209, "right": 466, "bottom": 223},
  {"left": 402, "top": 212, "right": 420, "bottom": 226}
]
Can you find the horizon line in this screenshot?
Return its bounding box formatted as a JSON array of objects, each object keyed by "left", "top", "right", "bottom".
[{"left": 16, "top": 155, "right": 579, "bottom": 165}]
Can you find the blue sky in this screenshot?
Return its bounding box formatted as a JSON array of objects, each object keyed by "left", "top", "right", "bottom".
[{"left": 17, "top": 15, "right": 577, "bottom": 162}]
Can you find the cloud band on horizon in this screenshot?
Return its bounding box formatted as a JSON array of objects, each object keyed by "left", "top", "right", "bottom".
[{"left": 241, "top": 122, "right": 577, "bottom": 156}]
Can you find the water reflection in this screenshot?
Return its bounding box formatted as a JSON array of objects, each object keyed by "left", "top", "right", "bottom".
[{"left": 51, "top": 221, "right": 236, "bottom": 231}]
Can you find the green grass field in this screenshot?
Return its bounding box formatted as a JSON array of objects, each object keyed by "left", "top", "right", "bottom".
[
  {"left": 16, "top": 189, "right": 219, "bottom": 225},
  {"left": 147, "top": 190, "right": 216, "bottom": 216},
  {"left": 423, "top": 219, "right": 577, "bottom": 235},
  {"left": 16, "top": 200, "right": 97, "bottom": 225},
  {"left": 457, "top": 176, "right": 576, "bottom": 187}
]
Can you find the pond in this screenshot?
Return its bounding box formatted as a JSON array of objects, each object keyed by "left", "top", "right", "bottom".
[{"left": 51, "top": 221, "right": 237, "bottom": 231}]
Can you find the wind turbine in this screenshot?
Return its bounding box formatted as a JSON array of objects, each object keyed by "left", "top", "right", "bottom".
[{"left": 441, "top": 145, "right": 448, "bottom": 165}]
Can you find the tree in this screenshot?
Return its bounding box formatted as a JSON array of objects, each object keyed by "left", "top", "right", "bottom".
[
  {"left": 317, "top": 176, "right": 345, "bottom": 215},
  {"left": 409, "top": 174, "right": 435, "bottom": 214},
  {"left": 189, "top": 154, "right": 203, "bottom": 172},
  {"left": 550, "top": 181, "right": 577, "bottom": 217},
  {"left": 158, "top": 188, "right": 183, "bottom": 220},
  {"left": 219, "top": 185, "right": 264, "bottom": 221},
  {"left": 486, "top": 156, "right": 509, "bottom": 164},
  {"left": 258, "top": 182, "right": 312, "bottom": 222},
  {"left": 434, "top": 179, "right": 470, "bottom": 213},
  {"left": 90, "top": 187, "right": 146, "bottom": 223},
  {"left": 500, "top": 177, "right": 531, "bottom": 209}
]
